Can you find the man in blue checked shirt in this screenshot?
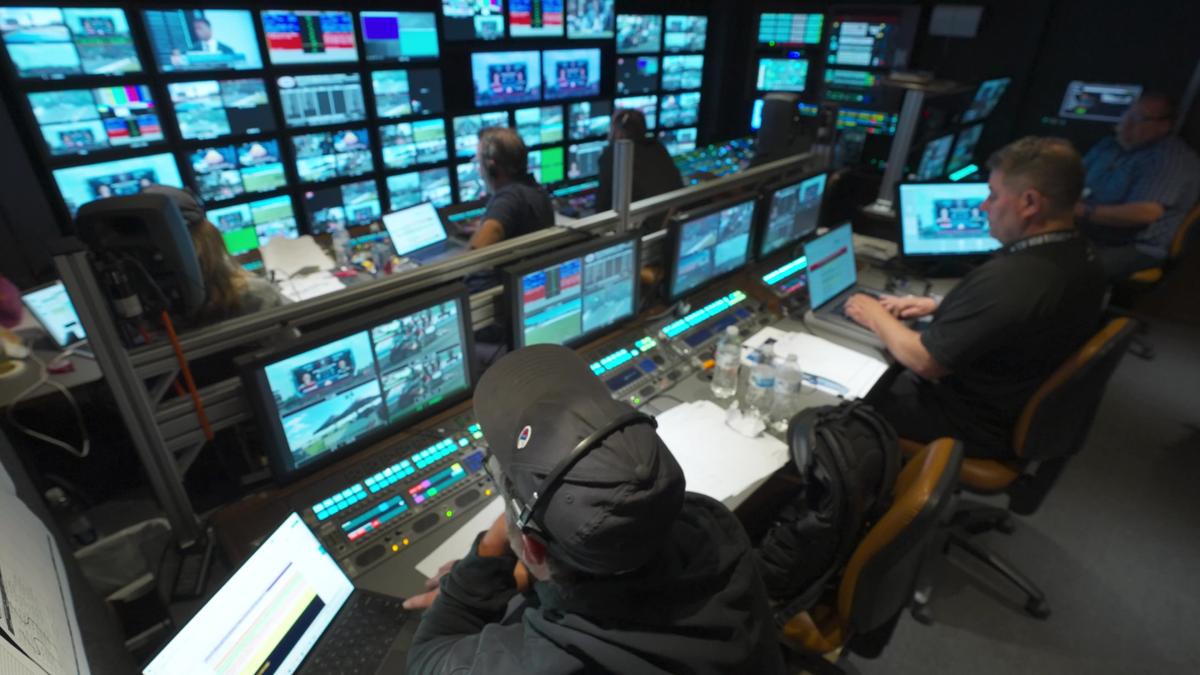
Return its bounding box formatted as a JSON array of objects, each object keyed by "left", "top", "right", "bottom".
[{"left": 1077, "top": 92, "right": 1200, "bottom": 280}]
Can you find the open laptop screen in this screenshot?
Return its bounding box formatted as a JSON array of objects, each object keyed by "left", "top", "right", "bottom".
[
  {"left": 804, "top": 223, "right": 857, "bottom": 309},
  {"left": 21, "top": 281, "right": 86, "bottom": 348},
  {"left": 145, "top": 513, "right": 353, "bottom": 675},
  {"left": 383, "top": 201, "right": 449, "bottom": 256}
]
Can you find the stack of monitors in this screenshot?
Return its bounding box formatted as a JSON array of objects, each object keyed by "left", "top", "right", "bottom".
[
  {"left": 752, "top": 13, "right": 823, "bottom": 109},
  {"left": 669, "top": 198, "right": 757, "bottom": 300},
  {"left": 758, "top": 172, "right": 827, "bottom": 258}
]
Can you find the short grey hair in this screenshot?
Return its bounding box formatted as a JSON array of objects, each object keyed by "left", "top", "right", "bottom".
[{"left": 986, "top": 136, "right": 1084, "bottom": 214}]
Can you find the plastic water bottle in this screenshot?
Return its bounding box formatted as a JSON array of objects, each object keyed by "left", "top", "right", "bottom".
[
  {"left": 770, "top": 354, "right": 804, "bottom": 432},
  {"left": 710, "top": 326, "right": 741, "bottom": 399},
  {"left": 744, "top": 344, "right": 776, "bottom": 419},
  {"left": 331, "top": 223, "right": 351, "bottom": 268}
]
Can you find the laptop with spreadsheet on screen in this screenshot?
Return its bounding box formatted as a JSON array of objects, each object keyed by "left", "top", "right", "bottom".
[
  {"left": 803, "top": 223, "right": 887, "bottom": 348},
  {"left": 382, "top": 201, "right": 467, "bottom": 265}
]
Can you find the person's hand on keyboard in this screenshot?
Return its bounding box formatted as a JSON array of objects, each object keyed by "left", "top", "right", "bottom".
[
  {"left": 402, "top": 515, "right": 531, "bottom": 611},
  {"left": 844, "top": 294, "right": 888, "bottom": 332},
  {"left": 879, "top": 294, "right": 938, "bottom": 320}
]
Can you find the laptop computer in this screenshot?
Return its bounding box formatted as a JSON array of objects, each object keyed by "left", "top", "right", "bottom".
[
  {"left": 383, "top": 202, "right": 468, "bottom": 266},
  {"left": 20, "top": 280, "right": 88, "bottom": 350},
  {"left": 144, "top": 513, "right": 416, "bottom": 675},
  {"left": 802, "top": 223, "right": 887, "bottom": 348}
]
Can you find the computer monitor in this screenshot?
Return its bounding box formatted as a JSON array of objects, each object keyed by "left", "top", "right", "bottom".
[
  {"left": 208, "top": 195, "right": 299, "bottom": 256},
  {"left": 505, "top": 235, "right": 639, "bottom": 348},
  {"left": 897, "top": 181, "right": 999, "bottom": 258},
  {"left": 260, "top": 10, "right": 356, "bottom": 65},
  {"left": 143, "top": 9, "right": 262, "bottom": 73},
  {"left": 455, "top": 161, "right": 484, "bottom": 202},
  {"left": 528, "top": 146, "right": 565, "bottom": 184},
  {"left": 542, "top": 48, "right": 601, "bottom": 101},
  {"left": 191, "top": 139, "right": 287, "bottom": 201},
  {"left": 515, "top": 105, "right": 564, "bottom": 147},
  {"left": 616, "top": 56, "right": 659, "bottom": 96},
  {"left": 380, "top": 119, "right": 448, "bottom": 170},
  {"left": 1058, "top": 81, "right": 1142, "bottom": 122},
  {"left": 614, "top": 95, "right": 657, "bottom": 129},
  {"left": 387, "top": 167, "right": 452, "bottom": 211},
  {"left": 239, "top": 285, "right": 475, "bottom": 480},
  {"left": 452, "top": 111, "right": 510, "bottom": 158},
  {"left": 510, "top": 0, "right": 564, "bottom": 38},
  {"left": 382, "top": 202, "right": 448, "bottom": 256},
  {"left": 945, "top": 123, "right": 982, "bottom": 175},
  {"left": 21, "top": 281, "right": 86, "bottom": 348},
  {"left": 659, "top": 92, "right": 700, "bottom": 128},
  {"left": 371, "top": 69, "right": 444, "bottom": 118},
  {"left": 360, "top": 11, "right": 440, "bottom": 62},
  {"left": 53, "top": 153, "right": 183, "bottom": 217},
  {"left": 835, "top": 107, "right": 898, "bottom": 135},
  {"left": 758, "top": 172, "right": 827, "bottom": 258},
  {"left": 757, "top": 57, "right": 809, "bottom": 93},
  {"left": 567, "top": 140, "right": 606, "bottom": 180},
  {"left": 442, "top": 0, "right": 504, "bottom": 41},
  {"left": 616, "top": 14, "right": 662, "bottom": 54},
  {"left": 664, "top": 15, "right": 707, "bottom": 52},
  {"left": 567, "top": 100, "right": 611, "bottom": 140},
  {"left": 669, "top": 198, "right": 757, "bottom": 300},
  {"left": 302, "top": 179, "right": 381, "bottom": 234},
  {"left": 826, "top": 10, "right": 916, "bottom": 69},
  {"left": 804, "top": 223, "right": 857, "bottom": 309},
  {"left": 658, "top": 127, "right": 697, "bottom": 156},
  {"left": 0, "top": 7, "right": 141, "bottom": 78},
  {"left": 962, "top": 77, "right": 1011, "bottom": 123},
  {"left": 915, "top": 133, "right": 955, "bottom": 180},
  {"left": 757, "top": 12, "right": 824, "bottom": 47},
  {"left": 471, "top": 50, "right": 542, "bottom": 108},
  {"left": 291, "top": 128, "right": 374, "bottom": 184},
  {"left": 28, "top": 85, "right": 162, "bottom": 156},
  {"left": 167, "top": 78, "right": 274, "bottom": 141},
  {"left": 277, "top": 73, "right": 366, "bottom": 128},
  {"left": 661, "top": 55, "right": 703, "bottom": 92},
  {"left": 566, "top": 0, "right": 614, "bottom": 39}
]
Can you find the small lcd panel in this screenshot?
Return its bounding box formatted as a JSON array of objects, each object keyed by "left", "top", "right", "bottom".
[
  {"left": 962, "top": 77, "right": 1011, "bottom": 123},
  {"left": 659, "top": 92, "right": 700, "bottom": 128},
  {"left": 567, "top": 140, "right": 605, "bottom": 180},
  {"left": 614, "top": 94, "right": 657, "bottom": 129},
  {"left": 670, "top": 199, "right": 757, "bottom": 300},
  {"left": 21, "top": 281, "right": 86, "bottom": 348},
  {"left": 615, "top": 55, "right": 658, "bottom": 96},
  {"left": 757, "top": 12, "right": 824, "bottom": 47},
  {"left": 945, "top": 123, "right": 982, "bottom": 175},
  {"left": 661, "top": 55, "right": 702, "bottom": 92},
  {"left": 208, "top": 195, "right": 299, "bottom": 256},
  {"left": 190, "top": 139, "right": 287, "bottom": 201},
  {"left": 528, "top": 145, "right": 565, "bottom": 184},
  {"left": 898, "top": 181, "right": 999, "bottom": 257},
  {"left": 914, "top": 133, "right": 955, "bottom": 180},
  {"left": 452, "top": 111, "right": 510, "bottom": 158},
  {"left": 658, "top": 127, "right": 697, "bottom": 156},
  {"left": 380, "top": 119, "right": 448, "bottom": 170}
]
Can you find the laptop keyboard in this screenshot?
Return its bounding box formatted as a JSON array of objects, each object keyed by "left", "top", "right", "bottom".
[
  {"left": 831, "top": 289, "right": 881, "bottom": 319},
  {"left": 301, "top": 592, "right": 412, "bottom": 675}
]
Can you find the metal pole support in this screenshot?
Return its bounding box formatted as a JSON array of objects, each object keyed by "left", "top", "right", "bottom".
[
  {"left": 613, "top": 138, "right": 635, "bottom": 234},
  {"left": 863, "top": 88, "right": 926, "bottom": 219}
]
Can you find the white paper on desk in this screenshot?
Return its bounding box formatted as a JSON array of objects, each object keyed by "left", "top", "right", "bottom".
[
  {"left": 260, "top": 235, "right": 334, "bottom": 277},
  {"left": 654, "top": 400, "right": 789, "bottom": 504},
  {"left": 278, "top": 273, "right": 345, "bottom": 302},
  {"left": 741, "top": 327, "right": 888, "bottom": 400},
  {"left": 415, "top": 497, "right": 504, "bottom": 579},
  {"left": 0, "top": 637, "right": 44, "bottom": 675}
]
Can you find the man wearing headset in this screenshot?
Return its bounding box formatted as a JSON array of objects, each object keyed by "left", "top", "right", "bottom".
[
  {"left": 469, "top": 127, "right": 556, "bottom": 249},
  {"left": 404, "top": 344, "right": 785, "bottom": 674}
]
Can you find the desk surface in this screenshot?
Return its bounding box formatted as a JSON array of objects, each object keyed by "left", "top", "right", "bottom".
[{"left": 0, "top": 324, "right": 103, "bottom": 410}]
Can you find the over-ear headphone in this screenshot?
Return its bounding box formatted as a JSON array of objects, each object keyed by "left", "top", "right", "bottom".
[{"left": 478, "top": 136, "right": 500, "bottom": 180}]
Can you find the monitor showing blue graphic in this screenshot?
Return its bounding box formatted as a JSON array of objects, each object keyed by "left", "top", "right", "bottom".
[
  {"left": 616, "top": 56, "right": 658, "bottom": 96},
  {"left": 662, "top": 55, "right": 703, "bottom": 92},
  {"left": 360, "top": 11, "right": 440, "bottom": 62},
  {"left": 442, "top": 0, "right": 505, "bottom": 41},
  {"left": 303, "top": 179, "right": 381, "bottom": 233},
  {"left": 21, "top": 281, "right": 85, "bottom": 348},
  {"left": 143, "top": 9, "right": 262, "bottom": 72},
  {"left": 760, "top": 173, "right": 827, "bottom": 257},
  {"left": 168, "top": 78, "right": 274, "bottom": 140},
  {"left": 209, "top": 195, "right": 299, "bottom": 256},
  {"left": 915, "top": 133, "right": 955, "bottom": 180},
  {"left": 757, "top": 57, "right": 808, "bottom": 92},
  {"left": 291, "top": 128, "right": 373, "bottom": 183},
  {"left": 381, "top": 119, "right": 448, "bottom": 170},
  {"left": 804, "top": 223, "right": 857, "bottom": 309},
  {"left": 191, "top": 139, "right": 287, "bottom": 202},
  {"left": 671, "top": 199, "right": 756, "bottom": 299},
  {"left": 616, "top": 14, "right": 662, "bottom": 54},
  {"left": 659, "top": 92, "right": 699, "bottom": 128},
  {"left": 471, "top": 51, "right": 541, "bottom": 107},
  {"left": 542, "top": 48, "right": 600, "bottom": 101},
  {"left": 0, "top": 7, "right": 141, "bottom": 78},
  {"left": 387, "top": 167, "right": 452, "bottom": 210},
  {"left": 898, "top": 182, "right": 998, "bottom": 257},
  {"left": 372, "top": 68, "right": 444, "bottom": 118},
  {"left": 28, "top": 85, "right": 162, "bottom": 156},
  {"left": 1058, "top": 81, "right": 1142, "bottom": 122},
  {"left": 383, "top": 201, "right": 447, "bottom": 256},
  {"left": 53, "top": 153, "right": 182, "bottom": 216},
  {"left": 945, "top": 123, "right": 982, "bottom": 175},
  {"left": 962, "top": 77, "right": 1010, "bottom": 123},
  {"left": 664, "top": 15, "right": 707, "bottom": 52},
  {"left": 277, "top": 73, "right": 366, "bottom": 128},
  {"left": 261, "top": 10, "right": 357, "bottom": 65}
]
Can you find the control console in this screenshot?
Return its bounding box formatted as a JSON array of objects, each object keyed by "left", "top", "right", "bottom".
[
  {"left": 658, "top": 290, "right": 773, "bottom": 355},
  {"left": 583, "top": 332, "right": 688, "bottom": 407}
]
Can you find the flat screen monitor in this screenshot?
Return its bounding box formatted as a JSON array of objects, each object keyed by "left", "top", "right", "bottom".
[
  {"left": 21, "top": 281, "right": 86, "bottom": 348},
  {"left": 261, "top": 10, "right": 357, "bottom": 65},
  {"left": 835, "top": 107, "right": 898, "bottom": 135},
  {"left": 827, "top": 14, "right": 907, "bottom": 69},
  {"left": 804, "top": 223, "right": 856, "bottom": 309},
  {"left": 28, "top": 85, "right": 162, "bottom": 156},
  {"left": 542, "top": 48, "right": 600, "bottom": 102},
  {"left": 381, "top": 119, "right": 448, "bottom": 170},
  {"left": 566, "top": 0, "right": 614, "bottom": 39},
  {"left": 238, "top": 286, "right": 475, "bottom": 480},
  {"left": 614, "top": 95, "right": 657, "bottom": 129},
  {"left": 442, "top": 0, "right": 504, "bottom": 41},
  {"left": 757, "top": 12, "right": 824, "bottom": 47},
  {"left": 750, "top": 97, "right": 819, "bottom": 131},
  {"left": 567, "top": 140, "right": 605, "bottom": 180},
  {"left": 616, "top": 14, "right": 662, "bottom": 54},
  {"left": 387, "top": 167, "right": 452, "bottom": 210},
  {"left": 506, "top": 235, "right": 639, "bottom": 348},
  {"left": 945, "top": 123, "right": 982, "bottom": 175},
  {"left": 528, "top": 145, "right": 565, "bottom": 184},
  {"left": 1058, "top": 81, "right": 1142, "bottom": 122},
  {"left": 568, "top": 100, "right": 611, "bottom": 140},
  {"left": 291, "top": 128, "right": 374, "bottom": 184},
  {"left": 360, "top": 11, "right": 440, "bottom": 62},
  {"left": 143, "top": 9, "right": 261, "bottom": 73},
  {"left": 510, "top": 0, "right": 564, "bottom": 38},
  {"left": 962, "top": 76, "right": 1011, "bottom": 123},
  {"left": 664, "top": 15, "right": 707, "bottom": 52},
  {"left": 0, "top": 7, "right": 141, "bottom": 78},
  {"left": 658, "top": 127, "right": 697, "bottom": 156},
  {"left": 757, "top": 57, "right": 808, "bottom": 93},
  {"left": 208, "top": 195, "right": 299, "bottom": 256},
  {"left": 898, "top": 181, "right": 999, "bottom": 257},
  {"left": 616, "top": 55, "right": 658, "bottom": 96},
  {"left": 190, "top": 139, "right": 287, "bottom": 202},
  {"left": 382, "top": 201, "right": 447, "bottom": 256},
  {"left": 371, "top": 68, "right": 444, "bottom": 118},
  {"left": 277, "top": 73, "right": 366, "bottom": 128},
  {"left": 661, "top": 55, "right": 702, "bottom": 92},
  {"left": 452, "top": 111, "right": 510, "bottom": 158},
  {"left": 659, "top": 92, "right": 700, "bottom": 128},
  {"left": 471, "top": 50, "right": 541, "bottom": 107},
  {"left": 168, "top": 78, "right": 274, "bottom": 141},
  {"left": 915, "top": 133, "right": 955, "bottom": 180},
  {"left": 515, "top": 105, "right": 564, "bottom": 146},
  {"left": 302, "top": 179, "right": 381, "bottom": 234},
  {"left": 759, "top": 172, "right": 827, "bottom": 257},
  {"left": 53, "top": 152, "right": 182, "bottom": 217},
  {"left": 669, "top": 198, "right": 756, "bottom": 300},
  {"left": 455, "top": 161, "right": 484, "bottom": 202}
]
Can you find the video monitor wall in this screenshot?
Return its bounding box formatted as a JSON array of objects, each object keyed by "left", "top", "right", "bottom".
[
  {"left": 528, "top": 145, "right": 565, "bottom": 184},
  {"left": 515, "top": 105, "right": 564, "bottom": 147},
  {"left": 372, "top": 68, "right": 444, "bottom": 118},
  {"left": 659, "top": 92, "right": 700, "bottom": 128},
  {"left": 0, "top": 7, "right": 142, "bottom": 78},
  {"left": 471, "top": 50, "right": 542, "bottom": 107},
  {"left": 616, "top": 15, "right": 662, "bottom": 54},
  {"left": 757, "top": 57, "right": 809, "bottom": 93},
  {"left": 453, "top": 111, "right": 511, "bottom": 158},
  {"left": 567, "top": 140, "right": 605, "bottom": 180},
  {"left": 614, "top": 95, "right": 658, "bottom": 130},
  {"left": 277, "top": 73, "right": 367, "bottom": 128},
  {"left": 261, "top": 10, "right": 357, "bottom": 65},
  {"left": 303, "top": 179, "right": 382, "bottom": 234},
  {"left": 661, "top": 55, "right": 703, "bottom": 92},
  {"left": 543, "top": 48, "right": 601, "bottom": 101},
  {"left": 190, "top": 140, "right": 287, "bottom": 202},
  {"left": 616, "top": 56, "right": 658, "bottom": 95},
  {"left": 291, "top": 128, "right": 373, "bottom": 184},
  {"left": 53, "top": 152, "right": 183, "bottom": 217},
  {"left": 168, "top": 78, "right": 274, "bottom": 140},
  {"left": 510, "top": 0, "right": 564, "bottom": 38},
  {"left": 29, "top": 85, "right": 162, "bottom": 155},
  {"left": 443, "top": 0, "right": 505, "bottom": 41},
  {"left": 658, "top": 127, "right": 697, "bottom": 157},
  {"left": 208, "top": 195, "right": 299, "bottom": 256},
  {"left": 566, "top": 0, "right": 614, "bottom": 39},
  {"left": 360, "top": 12, "right": 440, "bottom": 62},
  {"left": 143, "top": 9, "right": 262, "bottom": 73},
  {"left": 387, "top": 167, "right": 453, "bottom": 210},
  {"left": 664, "top": 16, "right": 707, "bottom": 53},
  {"left": 380, "top": 120, "right": 449, "bottom": 170}
]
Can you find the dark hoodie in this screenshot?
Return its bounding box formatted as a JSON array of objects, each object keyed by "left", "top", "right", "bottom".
[{"left": 407, "top": 493, "right": 786, "bottom": 674}]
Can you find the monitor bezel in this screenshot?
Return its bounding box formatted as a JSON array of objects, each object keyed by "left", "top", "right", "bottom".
[
  {"left": 667, "top": 195, "right": 759, "bottom": 302},
  {"left": 754, "top": 170, "right": 829, "bottom": 260},
  {"left": 895, "top": 179, "right": 998, "bottom": 260}
]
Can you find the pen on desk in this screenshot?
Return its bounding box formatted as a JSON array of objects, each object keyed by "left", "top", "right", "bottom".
[{"left": 803, "top": 373, "right": 849, "bottom": 396}]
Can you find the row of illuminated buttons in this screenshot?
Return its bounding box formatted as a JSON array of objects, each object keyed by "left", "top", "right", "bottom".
[
  {"left": 312, "top": 484, "right": 368, "bottom": 522},
  {"left": 364, "top": 459, "right": 417, "bottom": 494},
  {"left": 467, "top": 423, "right": 484, "bottom": 440},
  {"left": 413, "top": 437, "right": 467, "bottom": 470},
  {"left": 591, "top": 336, "right": 661, "bottom": 377},
  {"left": 662, "top": 290, "right": 747, "bottom": 338}
]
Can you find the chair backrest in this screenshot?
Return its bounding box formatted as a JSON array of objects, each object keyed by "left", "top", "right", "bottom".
[
  {"left": 1168, "top": 201, "right": 1200, "bottom": 261},
  {"left": 1014, "top": 317, "right": 1139, "bottom": 461},
  {"left": 837, "top": 438, "right": 963, "bottom": 634}
]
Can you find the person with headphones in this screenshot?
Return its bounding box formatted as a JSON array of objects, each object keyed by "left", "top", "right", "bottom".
[
  {"left": 403, "top": 344, "right": 785, "bottom": 674},
  {"left": 469, "top": 127, "right": 556, "bottom": 249},
  {"left": 596, "top": 108, "right": 683, "bottom": 231}
]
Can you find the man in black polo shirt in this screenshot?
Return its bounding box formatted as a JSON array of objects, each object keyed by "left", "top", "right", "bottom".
[
  {"left": 469, "top": 127, "right": 556, "bottom": 249},
  {"left": 844, "top": 137, "right": 1107, "bottom": 459}
]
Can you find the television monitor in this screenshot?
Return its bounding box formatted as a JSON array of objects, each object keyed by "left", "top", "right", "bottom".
[
  {"left": 757, "top": 13, "right": 824, "bottom": 47},
  {"left": 616, "top": 14, "right": 662, "bottom": 54},
  {"left": 915, "top": 133, "right": 955, "bottom": 180},
  {"left": 471, "top": 51, "right": 542, "bottom": 107},
  {"left": 659, "top": 92, "right": 700, "bottom": 128},
  {"left": 750, "top": 97, "right": 819, "bottom": 131},
  {"left": 658, "top": 127, "right": 697, "bottom": 156},
  {"left": 566, "top": 0, "right": 614, "bottom": 39},
  {"left": 381, "top": 119, "right": 448, "bottom": 170},
  {"left": 757, "top": 57, "right": 809, "bottom": 93},
  {"left": 1058, "top": 81, "right": 1142, "bottom": 122},
  {"left": 452, "top": 112, "right": 510, "bottom": 158},
  {"left": 143, "top": 9, "right": 261, "bottom": 73},
  {"left": 528, "top": 146, "right": 565, "bottom": 184},
  {"left": 21, "top": 281, "right": 86, "bottom": 348},
  {"left": 53, "top": 153, "right": 182, "bottom": 217},
  {"left": 208, "top": 195, "right": 299, "bottom": 256},
  {"left": 663, "top": 15, "right": 707, "bottom": 53},
  {"left": 260, "top": 10, "right": 357, "bottom": 65},
  {"left": 510, "top": 0, "right": 564, "bottom": 38},
  {"left": 669, "top": 198, "right": 756, "bottom": 300},
  {"left": 239, "top": 285, "right": 475, "bottom": 480},
  {"left": 568, "top": 100, "right": 611, "bottom": 140},
  {"left": 387, "top": 167, "right": 452, "bottom": 210},
  {"left": 616, "top": 56, "right": 658, "bottom": 95},
  {"left": 28, "top": 85, "right": 162, "bottom": 155},
  {"left": 661, "top": 55, "right": 703, "bottom": 92},
  {"left": 277, "top": 73, "right": 366, "bottom": 128},
  {"left": 292, "top": 128, "right": 373, "bottom": 183},
  {"left": 371, "top": 68, "right": 444, "bottom": 118},
  {"left": 168, "top": 78, "right": 274, "bottom": 141},
  {"left": 962, "top": 77, "right": 1011, "bottom": 123},
  {"left": 303, "top": 179, "right": 382, "bottom": 233},
  {"left": 190, "top": 140, "right": 286, "bottom": 202},
  {"left": 758, "top": 173, "right": 826, "bottom": 258},
  {"left": 567, "top": 140, "right": 605, "bottom": 180},
  {"left": 827, "top": 13, "right": 911, "bottom": 69},
  {"left": 0, "top": 7, "right": 141, "bottom": 78},
  {"left": 506, "top": 235, "right": 639, "bottom": 349},
  {"left": 614, "top": 95, "right": 657, "bottom": 129},
  {"left": 897, "top": 181, "right": 999, "bottom": 257},
  {"left": 945, "top": 123, "right": 982, "bottom": 175},
  {"left": 835, "top": 107, "right": 898, "bottom": 135},
  {"left": 442, "top": 0, "right": 505, "bottom": 41},
  {"left": 515, "top": 105, "right": 564, "bottom": 146},
  {"left": 455, "top": 161, "right": 484, "bottom": 202},
  {"left": 360, "top": 11, "right": 440, "bottom": 62},
  {"left": 542, "top": 48, "right": 601, "bottom": 101}
]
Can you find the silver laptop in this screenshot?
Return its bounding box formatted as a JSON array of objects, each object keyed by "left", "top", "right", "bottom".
[
  {"left": 21, "top": 280, "right": 88, "bottom": 350},
  {"left": 802, "top": 223, "right": 887, "bottom": 348},
  {"left": 383, "top": 202, "right": 468, "bottom": 266}
]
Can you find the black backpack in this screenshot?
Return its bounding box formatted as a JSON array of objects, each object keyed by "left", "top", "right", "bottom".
[{"left": 755, "top": 400, "right": 902, "bottom": 625}]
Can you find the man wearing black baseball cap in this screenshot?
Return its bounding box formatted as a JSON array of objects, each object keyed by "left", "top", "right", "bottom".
[{"left": 406, "top": 344, "right": 785, "bottom": 674}]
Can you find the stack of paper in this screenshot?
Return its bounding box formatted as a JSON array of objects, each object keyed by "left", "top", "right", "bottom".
[
  {"left": 416, "top": 498, "right": 504, "bottom": 579},
  {"left": 259, "top": 235, "right": 334, "bottom": 278},
  {"left": 741, "top": 327, "right": 888, "bottom": 400},
  {"left": 278, "top": 274, "right": 346, "bottom": 302}
]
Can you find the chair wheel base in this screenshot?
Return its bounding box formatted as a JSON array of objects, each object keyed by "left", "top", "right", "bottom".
[
  {"left": 995, "top": 518, "right": 1016, "bottom": 535},
  {"left": 1025, "top": 598, "right": 1050, "bottom": 619},
  {"left": 910, "top": 602, "right": 933, "bottom": 625}
]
